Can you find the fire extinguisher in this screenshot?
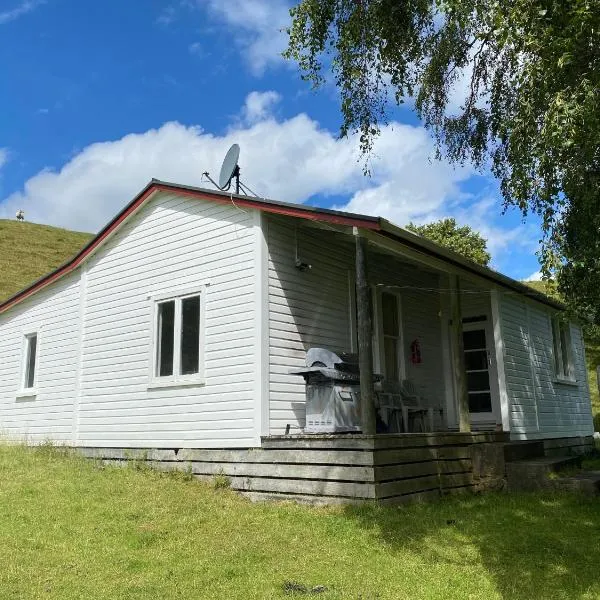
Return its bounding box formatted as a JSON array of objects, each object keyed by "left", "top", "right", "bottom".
[{"left": 410, "top": 339, "right": 422, "bottom": 365}]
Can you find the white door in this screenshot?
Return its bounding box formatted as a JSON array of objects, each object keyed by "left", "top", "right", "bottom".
[{"left": 462, "top": 320, "right": 498, "bottom": 424}]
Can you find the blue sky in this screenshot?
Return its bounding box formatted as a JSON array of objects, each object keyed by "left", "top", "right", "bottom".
[{"left": 0, "top": 0, "right": 542, "bottom": 280}]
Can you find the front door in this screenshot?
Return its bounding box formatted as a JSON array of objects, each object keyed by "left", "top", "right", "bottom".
[{"left": 462, "top": 321, "right": 497, "bottom": 423}]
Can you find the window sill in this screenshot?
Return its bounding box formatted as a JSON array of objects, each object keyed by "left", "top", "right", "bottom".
[
  {"left": 16, "top": 389, "right": 37, "bottom": 400},
  {"left": 147, "top": 378, "right": 206, "bottom": 390},
  {"left": 553, "top": 377, "right": 578, "bottom": 387}
]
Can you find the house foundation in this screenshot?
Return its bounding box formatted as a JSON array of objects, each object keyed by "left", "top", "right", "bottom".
[{"left": 76, "top": 432, "right": 594, "bottom": 505}]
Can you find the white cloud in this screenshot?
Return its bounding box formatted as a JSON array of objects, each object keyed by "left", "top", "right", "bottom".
[
  {"left": 188, "top": 42, "right": 204, "bottom": 58},
  {"left": 241, "top": 91, "right": 281, "bottom": 124},
  {"left": 0, "top": 148, "right": 8, "bottom": 169},
  {"left": 155, "top": 4, "right": 177, "bottom": 27},
  {"left": 0, "top": 92, "right": 535, "bottom": 271},
  {"left": 526, "top": 271, "right": 543, "bottom": 282},
  {"left": 0, "top": 93, "right": 473, "bottom": 234},
  {"left": 0, "top": 0, "right": 44, "bottom": 25},
  {"left": 204, "top": 0, "right": 291, "bottom": 75}
]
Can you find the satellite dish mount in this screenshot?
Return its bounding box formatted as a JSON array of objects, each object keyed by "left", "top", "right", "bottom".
[
  {"left": 203, "top": 143, "right": 258, "bottom": 197},
  {"left": 229, "top": 163, "right": 241, "bottom": 194}
]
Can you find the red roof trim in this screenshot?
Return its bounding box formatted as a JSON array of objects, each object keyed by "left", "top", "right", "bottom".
[
  {"left": 153, "top": 183, "right": 380, "bottom": 229},
  {"left": 0, "top": 182, "right": 381, "bottom": 314}
]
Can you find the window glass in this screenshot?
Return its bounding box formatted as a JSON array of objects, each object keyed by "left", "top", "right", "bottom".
[
  {"left": 552, "top": 318, "right": 574, "bottom": 380},
  {"left": 467, "top": 371, "right": 491, "bottom": 392},
  {"left": 464, "top": 350, "right": 488, "bottom": 371},
  {"left": 383, "top": 337, "right": 399, "bottom": 382},
  {"left": 24, "top": 334, "right": 37, "bottom": 389},
  {"left": 469, "top": 392, "right": 492, "bottom": 413},
  {"left": 381, "top": 292, "right": 401, "bottom": 381},
  {"left": 463, "top": 326, "right": 492, "bottom": 413},
  {"left": 559, "top": 325, "right": 572, "bottom": 378},
  {"left": 552, "top": 319, "right": 562, "bottom": 375},
  {"left": 180, "top": 296, "right": 200, "bottom": 375},
  {"left": 463, "top": 329, "right": 486, "bottom": 351},
  {"left": 157, "top": 301, "right": 175, "bottom": 377},
  {"left": 381, "top": 293, "right": 399, "bottom": 336}
]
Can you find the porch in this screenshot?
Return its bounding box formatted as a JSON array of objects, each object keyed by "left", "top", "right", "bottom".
[{"left": 269, "top": 214, "right": 509, "bottom": 437}]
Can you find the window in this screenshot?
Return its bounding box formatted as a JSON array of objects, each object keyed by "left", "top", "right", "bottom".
[
  {"left": 152, "top": 291, "right": 204, "bottom": 385},
  {"left": 381, "top": 292, "right": 403, "bottom": 381},
  {"left": 22, "top": 333, "right": 38, "bottom": 390},
  {"left": 551, "top": 318, "right": 574, "bottom": 381}
]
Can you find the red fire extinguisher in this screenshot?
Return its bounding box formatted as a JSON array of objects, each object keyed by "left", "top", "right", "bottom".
[{"left": 410, "top": 339, "right": 422, "bottom": 365}]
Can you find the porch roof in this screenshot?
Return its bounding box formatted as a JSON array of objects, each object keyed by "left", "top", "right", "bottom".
[{"left": 0, "top": 179, "right": 563, "bottom": 315}]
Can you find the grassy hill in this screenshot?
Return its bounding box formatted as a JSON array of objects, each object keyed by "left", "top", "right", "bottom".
[{"left": 0, "top": 219, "right": 93, "bottom": 302}]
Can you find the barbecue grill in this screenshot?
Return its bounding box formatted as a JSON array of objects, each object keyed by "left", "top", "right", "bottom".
[{"left": 291, "top": 348, "right": 380, "bottom": 433}]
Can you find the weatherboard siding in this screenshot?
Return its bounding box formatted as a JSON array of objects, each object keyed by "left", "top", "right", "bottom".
[
  {"left": 0, "top": 270, "right": 81, "bottom": 442},
  {"left": 267, "top": 217, "right": 353, "bottom": 434},
  {"left": 266, "top": 216, "right": 447, "bottom": 434},
  {"left": 78, "top": 192, "right": 259, "bottom": 448},
  {"left": 0, "top": 191, "right": 262, "bottom": 448},
  {"left": 500, "top": 295, "right": 593, "bottom": 439},
  {"left": 370, "top": 257, "right": 446, "bottom": 421}
]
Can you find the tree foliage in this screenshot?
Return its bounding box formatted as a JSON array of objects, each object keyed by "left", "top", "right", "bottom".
[
  {"left": 406, "top": 218, "right": 491, "bottom": 266},
  {"left": 285, "top": 0, "right": 600, "bottom": 322}
]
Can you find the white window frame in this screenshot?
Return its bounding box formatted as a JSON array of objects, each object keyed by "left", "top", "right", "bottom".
[
  {"left": 551, "top": 316, "right": 576, "bottom": 383},
  {"left": 17, "top": 329, "right": 40, "bottom": 398},
  {"left": 147, "top": 285, "right": 207, "bottom": 389},
  {"left": 375, "top": 288, "right": 406, "bottom": 382}
]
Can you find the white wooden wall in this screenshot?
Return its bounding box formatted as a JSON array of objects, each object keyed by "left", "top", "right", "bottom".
[
  {"left": 267, "top": 218, "right": 353, "bottom": 433},
  {"left": 0, "top": 192, "right": 263, "bottom": 448},
  {"left": 266, "top": 216, "right": 447, "bottom": 434},
  {"left": 0, "top": 271, "right": 81, "bottom": 443},
  {"left": 500, "top": 295, "right": 593, "bottom": 439},
  {"left": 0, "top": 195, "right": 593, "bottom": 446}
]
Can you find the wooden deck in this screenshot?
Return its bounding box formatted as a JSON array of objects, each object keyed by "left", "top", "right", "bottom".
[{"left": 79, "top": 431, "right": 523, "bottom": 505}]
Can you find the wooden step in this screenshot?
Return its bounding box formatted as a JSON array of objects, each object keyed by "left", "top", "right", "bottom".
[
  {"left": 553, "top": 471, "right": 600, "bottom": 496},
  {"left": 503, "top": 440, "right": 545, "bottom": 462},
  {"left": 506, "top": 455, "right": 582, "bottom": 491}
]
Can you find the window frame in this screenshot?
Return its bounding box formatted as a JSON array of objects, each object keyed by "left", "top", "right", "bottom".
[
  {"left": 375, "top": 288, "right": 406, "bottom": 382},
  {"left": 148, "top": 285, "right": 207, "bottom": 389},
  {"left": 551, "top": 316, "right": 576, "bottom": 384},
  {"left": 18, "top": 330, "right": 40, "bottom": 397}
]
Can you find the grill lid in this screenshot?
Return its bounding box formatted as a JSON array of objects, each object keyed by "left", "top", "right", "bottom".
[
  {"left": 290, "top": 347, "right": 379, "bottom": 382},
  {"left": 306, "top": 348, "right": 358, "bottom": 371}
]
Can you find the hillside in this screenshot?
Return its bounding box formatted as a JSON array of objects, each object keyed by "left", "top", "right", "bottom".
[{"left": 0, "top": 219, "right": 93, "bottom": 302}]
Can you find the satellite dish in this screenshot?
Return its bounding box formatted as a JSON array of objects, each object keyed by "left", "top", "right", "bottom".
[
  {"left": 202, "top": 143, "right": 258, "bottom": 197},
  {"left": 218, "top": 143, "right": 240, "bottom": 190}
]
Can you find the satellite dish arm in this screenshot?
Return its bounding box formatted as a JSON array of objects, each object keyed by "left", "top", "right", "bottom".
[{"left": 202, "top": 172, "right": 223, "bottom": 190}]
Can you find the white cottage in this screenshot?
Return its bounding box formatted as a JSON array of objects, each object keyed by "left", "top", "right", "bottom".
[{"left": 0, "top": 180, "right": 594, "bottom": 502}]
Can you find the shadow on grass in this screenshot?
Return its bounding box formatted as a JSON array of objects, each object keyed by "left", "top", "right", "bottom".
[{"left": 342, "top": 492, "right": 600, "bottom": 599}]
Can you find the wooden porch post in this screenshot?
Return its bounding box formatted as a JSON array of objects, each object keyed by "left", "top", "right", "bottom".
[
  {"left": 354, "top": 230, "right": 377, "bottom": 435},
  {"left": 449, "top": 274, "right": 471, "bottom": 432}
]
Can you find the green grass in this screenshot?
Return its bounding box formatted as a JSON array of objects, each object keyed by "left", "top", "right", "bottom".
[
  {"left": 525, "top": 280, "right": 600, "bottom": 428},
  {"left": 0, "top": 219, "right": 92, "bottom": 302},
  {"left": 1, "top": 444, "right": 600, "bottom": 600}
]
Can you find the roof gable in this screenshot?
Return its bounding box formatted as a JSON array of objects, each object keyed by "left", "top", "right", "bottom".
[{"left": 0, "top": 179, "right": 561, "bottom": 314}]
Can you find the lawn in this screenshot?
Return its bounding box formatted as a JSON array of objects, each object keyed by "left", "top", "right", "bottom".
[{"left": 0, "top": 445, "right": 599, "bottom": 600}]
